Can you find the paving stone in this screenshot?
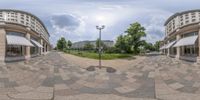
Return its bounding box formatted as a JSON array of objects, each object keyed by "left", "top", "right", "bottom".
[
  {"left": 0, "top": 82, "right": 4, "bottom": 88},
  {"left": 41, "top": 77, "right": 55, "bottom": 87},
  {"left": 36, "top": 86, "right": 53, "bottom": 93},
  {"left": 193, "top": 82, "right": 200, "bottom": 87},
  {"left": 148, "top": 72, "right": 155, "bottom": 78},
  {"left": 8, "top": 92, "right": 53, "bottom": 100},
  {"left": 169, "top": 82, "right": 184, "bottom": 90},
  {"left": 14, "top": 85, "right": 34, "bottom": 92},
  {"left": 115, "top": 86, "right": 137, "bottom": 94},
  {"left": 55, "top": 84, "right": 70, "bottom": 90}
]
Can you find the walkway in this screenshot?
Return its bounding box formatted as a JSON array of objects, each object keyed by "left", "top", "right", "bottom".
[{"left": 0, "top": 51, "right": 199, "bottom": 100}]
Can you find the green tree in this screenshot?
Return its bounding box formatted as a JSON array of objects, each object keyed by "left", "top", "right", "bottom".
[
  {"left": 116, "top": 22, "right": 146, "bottom": 54},
  {"left": 83, "top": 42, "right": 94, "bottom": 50},
  {"left": 154, "top": 41, "right": 161, "bottom": 51},
  {"left": 115, "top": 35, "right": 130, "bottom": 53},
  {"left": 125, "top": 22, "right": 146, "bottom": 54},
  {"left": 56, "top": 37, "right": 67, "bottom": 51},
  {"left": 67, "top": 40, "right": 72, "bottom": 48},
  {"left": 144, "top": 42, "right": 155, "bottom": 51}
]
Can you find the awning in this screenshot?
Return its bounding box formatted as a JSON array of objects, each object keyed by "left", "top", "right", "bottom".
[
  {"left": 173, "top": 35, "right": 198, "bottom": 47},
  {"left": 31, "top": 39, "right": 43, "bottom": 48},
  {"left": 6, "top": 35, "right": 34, "bottom": 46},
  {"left": 165, "top": 41, "right": 176, "bottom": 49},
  {"left": 159, "top": 45, "right": 166, "bottom": 50}
]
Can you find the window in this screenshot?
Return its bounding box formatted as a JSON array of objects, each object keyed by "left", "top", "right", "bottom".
[
  {"left": 21, "top": 21, "right": 24, "bottom": 24},
  {"left": 7, "top": 32, "right": 25, "bottom": 37},
  {"left": 192, "top": 16, "right": 195, "bottom": 18},
  {"left": 192, "top": 19, "right": 196, "bottom": 22},
  {"left": 183, "top": 46, "right": 198, "bottom": 56},
  {"left": 181, "top": 22, "right": 184, "bottom": 26},
  {"left": 6, "top": 45, "right": 24, "bottom": 57},
  {"left": 182, "top": 32, "right": 198, "bottom": 38},
  {"left": 185, "top": 20, "right": 189, "bottom": 24}
]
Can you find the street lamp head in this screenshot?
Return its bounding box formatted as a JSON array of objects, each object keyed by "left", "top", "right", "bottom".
[
  {"left": 96, "top": 25, "right": 105, "bottom": 29},
  {"left": 96, "top": 26, "right": 99, "bottom": 29},
  {"left": 102, "top": 25, "right": 105, "bottom": 29}
]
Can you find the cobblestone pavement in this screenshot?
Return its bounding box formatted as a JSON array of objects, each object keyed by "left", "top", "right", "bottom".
[{"left": 0, "top": 51, "right": 199, "bottom": 100}]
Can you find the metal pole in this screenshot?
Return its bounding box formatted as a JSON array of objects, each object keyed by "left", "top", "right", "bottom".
[{"left": 99, "top": 29, "right": 102, "bottom": 69}]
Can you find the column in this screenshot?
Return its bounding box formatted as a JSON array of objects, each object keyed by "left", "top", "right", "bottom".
[
  {"left": 40, "top": 39, "right": 43, "bottom": 55},
  {"left": 176, "top": 34, "right": 181, "bottom": 59},
  {"left": 0, "top": 28, "right": 6, "bottom": 64},
  {"left": 197, "top": 29, "right": 200, "bottom": 63},
  {"left": 199, "top": 30, "right": 200, "bottom": 57},
  {"left": 167, "top": 42, "right": 170, "bottom": 56},
  {"left": 25, "top": 33, "right": 31, "bottom": 60}
]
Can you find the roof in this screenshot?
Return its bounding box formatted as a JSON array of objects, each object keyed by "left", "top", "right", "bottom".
[
  {"left": 0, "top": 9, "right": 50, "bottom": 36},
  {"left": 164, "top": 9, "right": 200, "bottom": 26}
]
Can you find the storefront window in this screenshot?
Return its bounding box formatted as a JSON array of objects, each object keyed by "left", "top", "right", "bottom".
[
  {"left": 6, "top": 32, "right": 26, "bottom": 57},
  {"left": 183, "top": 46, "right": 198, "bottom": 57},
  {"left": 6, "top": 45, "right": 24, "bottom": 57},
  {"left": 30, "top": 47, "right": 38, "bottom": 55}
]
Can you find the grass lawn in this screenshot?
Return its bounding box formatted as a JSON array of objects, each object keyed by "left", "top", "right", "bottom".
[{"left": 65, "top": 50, "right": 133, "bottom": 60}]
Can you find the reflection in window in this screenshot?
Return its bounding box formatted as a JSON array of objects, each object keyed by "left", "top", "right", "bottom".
[{"left": 6, "top": 45, "right": 24, "bottom": 57}]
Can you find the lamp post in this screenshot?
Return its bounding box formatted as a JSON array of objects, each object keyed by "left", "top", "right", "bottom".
[{"left": 96, "top": 25, "right": 105, "bottom": 69}]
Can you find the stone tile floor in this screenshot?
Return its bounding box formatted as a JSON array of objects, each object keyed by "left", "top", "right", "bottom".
[{"left": 0, "top": 51, "right": 199, "bottom": 100}]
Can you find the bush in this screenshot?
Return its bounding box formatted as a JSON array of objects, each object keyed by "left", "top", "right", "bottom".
[{"left": 104, "top": 47, "right": 121, "bottom": 53}]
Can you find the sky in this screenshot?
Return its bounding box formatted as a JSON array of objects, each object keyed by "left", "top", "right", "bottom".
[{"left": 0, "top": 0, "right": 200, "bottom": 46}]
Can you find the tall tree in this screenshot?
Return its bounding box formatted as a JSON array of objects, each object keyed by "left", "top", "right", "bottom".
[
  {"left": 125, "top": 22, "right": 146, "bottom": 54},
  {"left": 154, "top": 41, "right": 161, "bottom": 51},
  {"left": 115, "top": 35, "right": 130, "bottom": 53},
  {"left": 56, "top": 37, "right": 67, "bottom": 51},
  {"left": 67, "top": 40, "right": 72, "bottom": 48}
]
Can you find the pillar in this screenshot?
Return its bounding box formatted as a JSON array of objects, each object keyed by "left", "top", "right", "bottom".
[
  {"left": 199, "top": 29, "right": 200, "bottom": 57},
  {"left": 0, "top": 28, "right": 6, "bottom": 64},
  {"left": 25, "top": 33, "right": 31, "bottom": 60},
  {"left": 167, "top": 41, "right": 170, "bottom": 56},
  {"left": 40, "top": 39, "right": 44, "bottom": 55},
  {"left": 176, "top": 34, "right": 181, "bottom": 59},
  {"left": 197, "top": 29, "right": 200, "bottom": 63}
]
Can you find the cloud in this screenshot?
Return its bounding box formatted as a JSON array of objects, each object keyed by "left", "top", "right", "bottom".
[
  {"left": 51, "top": 14, "right": 81, "bottom": 31},
  {"left": 50, "top": 13, "right": 86, "bottom": 44}
]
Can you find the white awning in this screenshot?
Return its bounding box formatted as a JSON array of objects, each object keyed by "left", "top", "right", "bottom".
[
  {"left": 160, "top": 45, "right": 166, "bottom": 50},
  {"left": 6, "top": 35, "right": 34, "bottom": 47},
  {"left": 165, "top": 41, "right": 176, "bottom": 49},
  {"left": 31, "top": 39, "right": 43, "bottom": 48},
  {"left": 173, "top": 35, "right": 198, "bottom": 47}
]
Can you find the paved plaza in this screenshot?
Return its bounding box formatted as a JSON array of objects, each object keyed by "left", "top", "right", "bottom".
[{"left": 0, "top": 51, "right": 200, "bottom": 100}]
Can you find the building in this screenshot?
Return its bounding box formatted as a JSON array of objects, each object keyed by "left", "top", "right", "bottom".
[
  {"left": 0, "top": 9, "right": 50, "bottom": 62},
  {"left": 160, "top": 9, "right": 200, "bottom": 62},
  {"left": 72, "top": 40, "right": 114, "bottom": 49}
]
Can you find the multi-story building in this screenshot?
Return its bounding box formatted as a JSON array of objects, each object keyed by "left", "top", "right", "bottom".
[
  {"left": 0, "top": 9, "right": 50, "bottom": 62},
  {"left": 72, "top": 40, "right": 114, "bottom": 49},
  {"left": 160, "top": 9, "right": 200, "bottom": 62}
]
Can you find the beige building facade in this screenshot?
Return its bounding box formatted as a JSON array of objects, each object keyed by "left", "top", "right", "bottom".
[
  {"left": 0, "top": 9, "right": 50, "bottom": 63},
  {"left": 160, "top": 9, "right": 200, "bottom": 63}
]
